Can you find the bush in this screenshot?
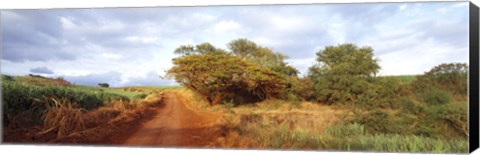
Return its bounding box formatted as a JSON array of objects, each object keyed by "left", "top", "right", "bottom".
[
  {"left": 413, "top": 63, "right": 467, "bottom": 97},
  {"left": 132, "top": 93, "right": 149, "bottom": 100},
  {"left": 287, "top": 77, "right": 315, "bottom": 101},
  {"left": 308, "top": 44, "right": 380, "bottom": 105},
  {"left": 416, "top": 88, "right": 452, "bottom": 105},
  {"left": 1, "top": 74, "right": 13, "bottom": 81},
  {"left": 98, "top": 83, "right": 109, "bottom": 88}
]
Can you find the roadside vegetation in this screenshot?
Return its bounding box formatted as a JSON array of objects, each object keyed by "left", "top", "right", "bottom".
[
  {"left": 1, "top": 38, "right": 468, "bottom": 153},
  {"left": 1, "top": 74, "right": 165, "bottom": 143},
  {"left": 166, "top": 38, "right": 468, "bottom": 153}
]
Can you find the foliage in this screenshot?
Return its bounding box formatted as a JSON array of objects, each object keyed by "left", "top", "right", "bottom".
[
  {"left": 2, "top": 74, "right": 14, "bottom": 81},
  {"left": 98, "top": 83, "right": 109, "bottom": 88},
  {"left": 416, "top": 88, "right": 452, "bottom": 105},
  {"left": 167, "top": 49, "right": 286, "bottom": 105},
  {"left": 174, "top": 42, "right": 227, "bottom": 55},
  {"left": 227, "top": 38, "right": 303, "bottom": 101},
  {"left": 225, "top": 113, "right": 468, "bottom": 153},
  {"left": 75, "top": 85, "right": 150, "bottom": 101},
  {"left": 413, "top": 63, "right": 468, "bottom": 96},
  {"left": 369, "top": 77, "right": 404, "bottom": 108},
  {"left": 12, "top": 74, "right": 72, "bottom": 87},
  {"left": 132, "top": 93, "right": 149, "bottom": 100},
  {"left": 2, "top": 80, "right": 129, "bottom": 128},
  {"left": 289, "top": 77, "right": 315, "bottom": 101},
  {"left": 228, "top": 38, "right": 299, "bottom": 76},
  {"left": 308, "top": 43, "right": 380, "bottom": 104}
]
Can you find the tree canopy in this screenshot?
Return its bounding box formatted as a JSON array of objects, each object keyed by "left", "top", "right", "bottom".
[
  {"left": 227, "top": 38, "right": 299, "bottom": 76},
  {"left": 413, "top": 63, "right": 468, "bottom": 96},
  {"left": 308, "top": 43, "right": 380, "bottom": 104},
  {"left": 166, "top": 40, "right": 289, "bottom": 105}
]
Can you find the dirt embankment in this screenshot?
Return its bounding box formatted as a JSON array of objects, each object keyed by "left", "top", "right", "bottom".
[{"left": 110, "top": 93, "right": 222, "bottom": 147}]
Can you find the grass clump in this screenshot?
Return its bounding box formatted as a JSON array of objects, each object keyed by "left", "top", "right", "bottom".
[
  {"left": 2, "top": 80, "right": 129, "bottom": 128},
  {"left": 220, "top": 117, "right": 468, "bottom": 153},
  {"left": 37, "top": 97, "right": 86, "bottom": 138}
]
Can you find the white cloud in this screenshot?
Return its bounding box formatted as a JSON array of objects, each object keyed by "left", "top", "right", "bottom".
[
  {"left": 192, "top": 13, "right": 217, "bottom": 21},
  {"left": 101, "top": 53, "right": 123, "bottom": 60},
  {"left": 436, "top": 7, "right": 448, "bottom": 13},
  {"left": 60, "top": 17, "right": 76, "bottom": 29},
  {"left": 124, "top": 36, "right": 158, "bottom": 44},
  {"left": 1, "top": 2, "right": 469, "bottom": 86},
  {"left": 286, "top": 58, "right": 316, "bottom": 76},
  {"left": 378, "top": 42, "right": 467, "bottom": 76},
  {"left": 212, "top": 20, "right": 241, "bottom": 32},
  {"left": 271, "top": 16, "right": 306, "bottom": 31}
]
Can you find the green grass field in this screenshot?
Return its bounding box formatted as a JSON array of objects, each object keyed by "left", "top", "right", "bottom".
[
  {"left": 74, "top": 85, "right": 149, "bottom": 101},
  {"left": 122, "top": 85, "right": 182, "bottom": 90},
  {"left": 380, "top": 75, "right": 418, "bottom": 84},
  {"left": 1, "top": 74, "right": 178, "bottom": 127}
]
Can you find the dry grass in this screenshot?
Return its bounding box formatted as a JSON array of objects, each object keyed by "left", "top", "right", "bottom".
[
  {"left": 168, "top": 88, "right": 348, "bottom": 149},
  {"left": 39, "top": 107, "right": 85, "bottom": 138},
  {"left": 49, "top": 93, "right": 164, "bottom": 143},
  {"left": 3, "top": 92, "right": 165, "bottom": 144},
  {"left": 35, "top": 98, "right": 85, "bottom": 139}
]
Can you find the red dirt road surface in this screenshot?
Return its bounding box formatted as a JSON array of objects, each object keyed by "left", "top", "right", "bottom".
[{"left": 116, "top": 93, "right": 221, "bottom": 147}]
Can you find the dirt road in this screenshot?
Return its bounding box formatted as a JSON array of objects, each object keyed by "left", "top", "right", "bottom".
[{"left": 117, "top": 93, "right": 220, "bottom": 147}]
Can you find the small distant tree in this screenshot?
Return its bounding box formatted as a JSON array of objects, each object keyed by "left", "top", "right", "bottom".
[
  {"left": 308, "top": 43, "right": 380, "bottom": 105},
  {"left": 98, "top": 83, "right": 109, "bottom": 88}
]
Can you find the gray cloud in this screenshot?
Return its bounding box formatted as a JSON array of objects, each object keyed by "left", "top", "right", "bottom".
[
  {"left": 326, "top": 3, "right": 402, "bottom": 43},
  {"left": 122, "top": 71, "right": 176, "bottom": 86},
  {"left": 1, "top": 11, "right": 77, "bottom": 62},
  {"left": 30, "top": 67, "right": 55, "bottom": 74},
  {"left": 64, "top": 71, "right": 122, "bottom": 87},
  {"left": 0, "top": 2, "right": 469, "bottom": 85}
]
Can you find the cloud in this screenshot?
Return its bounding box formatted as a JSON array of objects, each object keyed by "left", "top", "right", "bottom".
[
  {"left": 0, "top": 2, "right": 469, "bottom": 86},
  {"left": 64, "top": 71, "right": 122, "bottom": 87},
  {"left": 30, "top": 67, "right": 55, "bottom": 74},
  {"left": 62, "top": 71, "right": 177, "bottom": 87},
  {"left": 121, "top": 71, "right": 177, "bottom": 86}
]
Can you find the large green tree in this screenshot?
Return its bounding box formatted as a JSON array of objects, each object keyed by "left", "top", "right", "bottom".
[
  {"left": 227, "top": 38, "right": 299, "bottom": 76},
  {"left": 308, "top": 43, "right": 380, "bottom": 104},
  {"left": 167, "top": 42, "right": 286, "bottom": 105}
]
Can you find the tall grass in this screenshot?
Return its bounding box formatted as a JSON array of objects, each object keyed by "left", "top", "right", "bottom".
[
  {"left": 2, "top": 80, "right": 128, "bottom": 128},
  {"left": 37, "top": 97, "right": 86, "bottom": 138},
  {"left": 222, "top": 117, "right": 468, "bottom": 153}
]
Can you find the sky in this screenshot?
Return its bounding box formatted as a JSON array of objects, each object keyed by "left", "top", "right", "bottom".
[{"left": 0, "top": 2, "right": 469, "bottom": 87}]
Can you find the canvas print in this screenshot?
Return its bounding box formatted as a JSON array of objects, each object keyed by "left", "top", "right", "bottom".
[{"left": 0, "top": 2, "right": 470, "bottom": 153}]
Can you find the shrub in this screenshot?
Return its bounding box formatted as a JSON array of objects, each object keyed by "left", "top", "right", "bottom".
[
  {"left": 1, "top": 74, "right": 13, "bottom": 81},
  {"left": 413, "top": 63, "right": 467, "bottom": 96},
  {"left": 308, "top": 44, "right": 380, "bottom": 105},
  {"left": 98, "top": 83, "right": 109, "bottom": 88},
  {"left": 416, "top": 88, "right": 452, "bottom": 105},
  {"left": 132, "top": 93, "right": 149, "bottom": 100},
  {"left": 287, "top": 77, "right": 315, "bottom": 101}
]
